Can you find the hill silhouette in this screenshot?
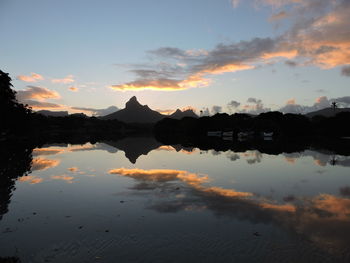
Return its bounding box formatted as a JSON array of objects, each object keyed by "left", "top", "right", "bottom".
[
  {"left": 102, "top": 96, "right": 198, "bottom": 123},
  {"left": 37, "top": 110, "right": 69, "bottom": 117},
  {"left": 169, "top": 109, "right": 198, "bottom": 119},
  {"left": 306, "top": 107, "right": 350, "bottom": 118}
]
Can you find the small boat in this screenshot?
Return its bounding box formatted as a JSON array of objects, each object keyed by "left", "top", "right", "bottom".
[
  {"left": 222, "top": 131, "right": 233, "bottom": 137},
  {"left": 207, "top": 131, "right": 222, "bottom": 137},
  {"left": 238, "top": 131, "right": 254, "bottom": 138},
  {"left": 263, "top": 132, "right": 273, "bottom": 137}
]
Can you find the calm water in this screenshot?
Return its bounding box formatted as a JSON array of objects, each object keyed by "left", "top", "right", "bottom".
[{"left": 1, "top": 137, "right": 350, "bottom": 262}]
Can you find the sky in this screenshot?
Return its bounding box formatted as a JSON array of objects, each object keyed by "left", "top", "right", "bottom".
[{"left": 1, "top": 0, "right": 349, "bottom": 116}]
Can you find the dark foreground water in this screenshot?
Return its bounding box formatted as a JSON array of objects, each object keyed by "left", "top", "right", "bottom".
[{"left": 1, "top": 137, "right": 350, "bottom": 262}]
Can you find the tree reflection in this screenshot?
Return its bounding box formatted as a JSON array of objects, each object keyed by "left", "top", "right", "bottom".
[{"left": 0, "top": 142, "right": 33, "bottom": 220}]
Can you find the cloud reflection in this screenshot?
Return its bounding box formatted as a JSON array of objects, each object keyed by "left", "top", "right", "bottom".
[
  {"left": 18, "top": 175, "right": 44, "bottom": 184},
  {"left": 31, "top": 158, "right": 60, "bottom": 171},
  {"left": 111, "top": 166, "right": 350, "bottom": 253},
  {"left": 33, "top": 148, "right": 65, "bottom": 156},
  {"left": 51, "top": 175, "right": 75, "bottom": 183}
]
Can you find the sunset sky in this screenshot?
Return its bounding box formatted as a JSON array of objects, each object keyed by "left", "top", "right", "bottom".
[{"left": 1, "top": 0, "right": 349, "bottom": 116}]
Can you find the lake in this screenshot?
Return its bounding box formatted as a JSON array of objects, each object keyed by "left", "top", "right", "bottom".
[{"left": 1, "top": 137, "right": 350, "bottom": 262}]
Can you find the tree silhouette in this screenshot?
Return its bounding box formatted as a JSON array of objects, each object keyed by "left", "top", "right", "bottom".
[
  {"left": 0, "top": 70, "right": 32, "bottom": 133},
  {"left": 0, "top": 70, "right": 17, "bottom": 108}
]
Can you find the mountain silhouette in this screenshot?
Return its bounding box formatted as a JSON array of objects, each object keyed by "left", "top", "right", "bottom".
[
  {"left": 102, "top": 96, "right": 198, "bottom": 123},
  {"left": 102, "top": 96, "right": 164, "bottom": 123}
]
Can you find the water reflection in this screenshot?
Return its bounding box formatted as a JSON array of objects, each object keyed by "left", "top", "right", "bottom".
[
  {"left": 112, "top": 167, "right": 350, "bottom": 254},
  {"left": 1, "top": 137, "right": 350, "bottom": 262}
]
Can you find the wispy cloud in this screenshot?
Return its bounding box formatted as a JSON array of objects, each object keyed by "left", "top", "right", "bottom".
[
  {"left": 33, "top": 148, "right": 65, "bottom": 156},
  {"left": 70, "top": 105, "right": 119, "bottom": 116},
  {"left": 51, "top": 174, "right": 75, "bottom": 183},
  {"left": 52, "top": 75, "right": 74, "bottom": 84},
  {"left": 24, "top": 100, "right": 64, "bottom": 110},
  {"left": 269, "top": 11, "right": 288, "bottom": 21}
]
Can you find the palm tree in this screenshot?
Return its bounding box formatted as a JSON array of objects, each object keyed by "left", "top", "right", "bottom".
[{"left": 331, "top": 101, "right": 337, "bottom": 111}]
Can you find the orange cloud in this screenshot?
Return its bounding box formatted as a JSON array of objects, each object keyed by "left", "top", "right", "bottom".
[
  {"left": 18, "top": 175, "right": 44, "bottom": 184},
  {"left": 110, "top": 78, "right": 186, "bottom": 91},
  {"left": 155, "top": 145, "right": 197, "bottom": 155},
  {"left": 155, "top": 109, "right": 176, "bottom": 115},
  {"left": 185, "top": 49, "right": 209, "bottom": 56},
  {"left": 111, "top": 63, "right": 251, "bottom": 92},
  {"left": 312, "top": 194, "right": 350, "bottom": 220},
  {"left": 52, "top": 75, "right": 74, "bottom": 84},
  {"left": 33, "top": 148, "right": 65, "bottom": 156},
  {"left": 16, "top": 86, "right": 60, "bottom": 101},
  {"left": 179, "top": 74, "right": 211, "bottom": 89},
  {"left": 199, "top": 63, "right": 254, "bottom": 75},
  {"left": 69, "top": 86, "right": 78, "bottom": 92},
  {"left": 157, "top": 145, "right": 176, "bottom": 151},
  {"left": 182, "top": 106, "right": 197, "bottom": 112},
  {"left": 29, "top": 101, "right": 66, "bottom": 110},
  {"left": 109, "top": 168, "right": 254, "bottom": 199},
  {"left": 67, "top": 143, "right": 99, "bottom": 152},
  {"left": 16, "top": 73, "right": 44, "bottom": 82},
  {"left": 260, "top": 202, "right": 296, "bottom": 212},
  {"left": 32, "top": 158, "right": 60, "bottom": 171},
  {"left": 285, "top": 157, "right": 296, "bottom": 164},
  {"left": 109, "top": 168, "right": 208, "bottom": 184},
  {"left": 262, "top": 50, "right": 298, "bottom": 59},
  {"left": 51, "top": 174, "right": 74, "bottom": 183},
  {"left": 68, "top": 167, "right": 79, "bottom": 172},
  {"left": 314, "top": 159, "right": 327, "bottom": 167},
  {"left": 289, "top": 3, "right": 350, "bottom": 68},
  {"left": 201, "top": 186, "right": 253, "bottom": 198},
  {"left": 286, "top": 98, "right": 296, "bottom": 105},
  {"left": 179, "top": 149, "right": 198, "bottom": 155},
  {"left": 269, "top": 11, "right": 288, "bottom": 21}
]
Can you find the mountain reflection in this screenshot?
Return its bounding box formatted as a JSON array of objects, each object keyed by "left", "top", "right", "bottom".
[{"left": 1, "top": 137, "right": 350, "bottom": 261}]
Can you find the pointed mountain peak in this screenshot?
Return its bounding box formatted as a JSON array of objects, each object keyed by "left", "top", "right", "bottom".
[
  {"left": 125, "top": 96, "right": 142, "bottom": 108},
  {"left": 129, "top": 96, "right": 137, "bottom": 101},
  {"left": 174, "top": 109, "right": 182, "bottom": 113}
]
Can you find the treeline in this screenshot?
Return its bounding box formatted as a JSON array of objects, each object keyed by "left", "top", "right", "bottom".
[
  {"left": 154, "top": 111, "right": 350, "bottom": 139},
  {"left": 2, "top": 112, "right": 156, "bottom": 142}
]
